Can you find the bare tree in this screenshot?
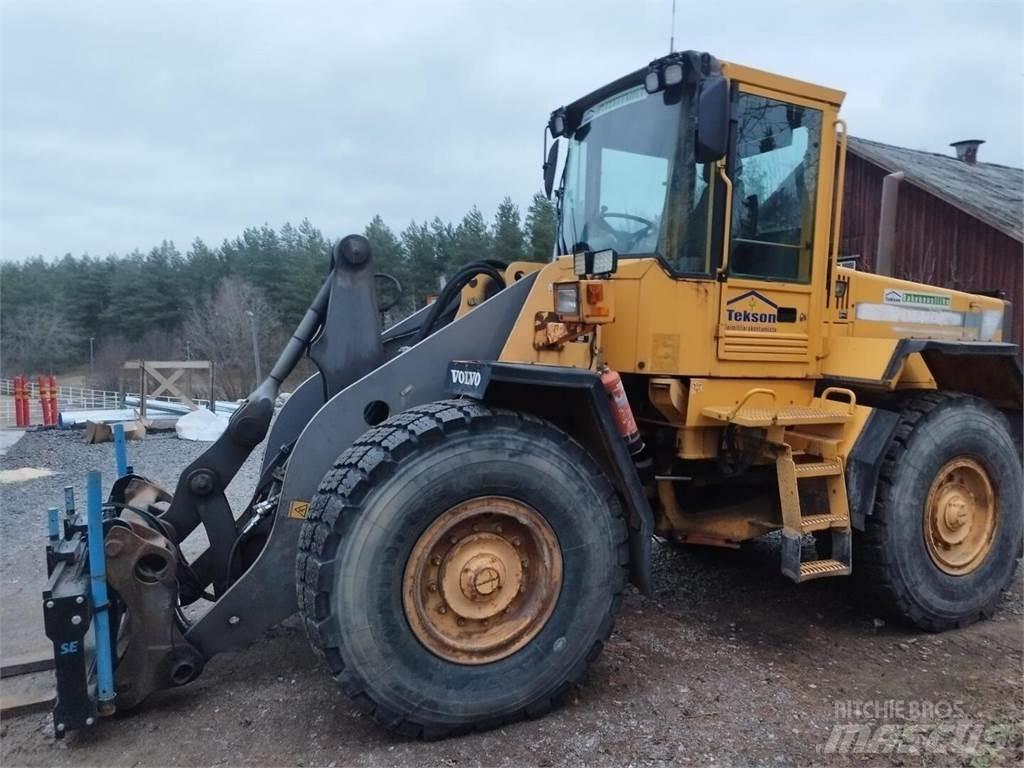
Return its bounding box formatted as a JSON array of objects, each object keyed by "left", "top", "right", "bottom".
[
  {"left": 183, "top": 278, "right": 280, "bottom": 399},
  {"left": 1, "top": 306, "right": 81, "bottom": 374}
]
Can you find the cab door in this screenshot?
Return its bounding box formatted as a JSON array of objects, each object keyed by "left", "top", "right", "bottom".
[{"left": 716, "top": 86, "right": 834, "bottom": 375}]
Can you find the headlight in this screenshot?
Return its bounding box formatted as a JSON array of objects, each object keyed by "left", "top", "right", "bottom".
[
  {"left": 573, "top": 252, "right": 587, "bottom": 275},
  {"left": 644, "top": 69, "right": 661, "bottom": 94},
  {"left": 554, "top": 283, "right": 580, "bottom": 316},
  {"left": 663, "top": 62, "right": 684, "bottom": 86}
]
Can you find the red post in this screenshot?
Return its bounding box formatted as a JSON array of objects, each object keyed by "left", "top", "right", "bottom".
[
  {"left": 37, "top": 375, "right": 48, "bottom": 426},
  {"left": 48, "top": 374, "right": 59, "bottom": 426},
  {"left": 13, "top": 376, "right": 27, "bottom": 427},
  {"left": 21, "top": 375, "right": 30, "bottom": 427}
]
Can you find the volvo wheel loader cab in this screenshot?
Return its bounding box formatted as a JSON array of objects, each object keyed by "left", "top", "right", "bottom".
[{"left": 43, "top": 50, "right": 1021, "bottom": 740}]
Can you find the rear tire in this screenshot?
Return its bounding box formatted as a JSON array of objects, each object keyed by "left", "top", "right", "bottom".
[
  {"left": 855, "top": 392, "right": 1022, "bottom": 631},
  {"left": 296, "top": 400, "right": 628, "bottom": 738}
]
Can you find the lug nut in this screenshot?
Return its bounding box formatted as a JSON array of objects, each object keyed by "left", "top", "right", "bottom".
[
  {"left": 228, "top": 615, "right": 240, "bottom": 625},
  {"left": 449, "top": 536, "right": 458, "bottom": 545},
  {"left": 472, "top": 524, "right": 480, "bottom": 532},
  {"left": 75, "top": 596, "right": 84, "bottom": 605},
  {"left": 456, "top": 618, "right": 466, "bottom": 627},
  {"left": 45, "top": 600, "right": 54, "bottom": 609},
  {"left": 71, "top": 615, "right": 82, "bottom": 625},
  {"left": 438, "top": 604, "right": 447, "bottom": 614},
  {"left": 495, "top": 524, "right": 503, "bottom": 533},
  {"left": 427, "top": 583, "right": 438, "bottom": 592},
  {"left": 521, "top": 559, "right": 529, "bottom": 569},
  {"left": 85, "top": 717, "right": 95, "bottom": 726},
  {"left": 512, "top": 537, "right": 521, "bottom": 547},
  {"left": 430, "top": 556, "right": 441, "bottom": 566}
]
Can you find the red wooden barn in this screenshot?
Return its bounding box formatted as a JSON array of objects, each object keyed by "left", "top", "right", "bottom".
[{"left": 840, "top": 137, "right": 1023, "bottom": 344}]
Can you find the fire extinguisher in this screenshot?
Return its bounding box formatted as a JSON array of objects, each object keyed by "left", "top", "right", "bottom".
[{"left": 600, "top": 366, "right": 644, "bottom": 456}]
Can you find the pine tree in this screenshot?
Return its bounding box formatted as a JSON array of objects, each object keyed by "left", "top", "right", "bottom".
[
  {"left": 363, "top": 215, "right": 405, "bottom": 283},
  {"left": 492, "top": 196, "right": 525, "bottom": 264},
  {"left": 401, "top": 221, "right": 440, "bottom": 309},
  {"left": 524, "top": 192, "right": 557, "bottom": 262},
  {"left": 279, "top": 219, "right": 330, "bottom": 326},
  {"left": 430, "top": 217, "right": 456, "bottom": 274},
  {"left": 186, "top": 237, "right": 224, "bottom": 306},
  {"left": 450, "top": 206, "right": 492, "bottom": 270}
]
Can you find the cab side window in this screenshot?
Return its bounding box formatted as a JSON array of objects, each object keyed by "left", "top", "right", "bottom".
[{"left": 729, "top": 94, "right": 822, "bottom": 283}]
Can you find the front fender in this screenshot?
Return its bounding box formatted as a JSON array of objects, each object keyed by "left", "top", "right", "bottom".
[{"left": 447, "top": 360, "right": 655, "bottom": 596}]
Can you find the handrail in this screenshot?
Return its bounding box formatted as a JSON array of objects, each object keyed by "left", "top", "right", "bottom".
[
  {"left": 830, "top": 118, "right": 848, "bottom": 273},
  {"left": 715, "top": 160, "right": 734, "bottom": 278},
  {"left": 727, "top": 387, "right": 777, "bottom": 420},
  {"left": 820, "top": 386, "right": 857, "bottom": 415}
]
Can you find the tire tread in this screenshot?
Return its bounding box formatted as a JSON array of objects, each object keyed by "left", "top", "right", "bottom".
[
  {"left": 856, "top": 391, "right": 1019, "bottom": 631},
  {"left": 295, "top": 399, "right": 627, "bottom": 738}
]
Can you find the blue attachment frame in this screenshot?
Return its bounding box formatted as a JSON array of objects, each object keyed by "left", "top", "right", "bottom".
[
  {"left": 113, "top": 424, "right": 128, "bottom": 477},
  {"left": 47, "top": 506, "right": 60, "bottom": 543},
  {"left": 85, "top": 471, "right": 116, "bottom": 709},
  {"left": 63, "top": 485, "right": 75, "bottom": 522}
]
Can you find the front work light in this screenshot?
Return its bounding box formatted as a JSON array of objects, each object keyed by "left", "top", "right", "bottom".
[
  {"left": 663, "top": 62, "right": 684, "bottom": 86},
  {"left": 644, "top": 69, "right": 661, "bottom": 94},
  {"left": 548, "top": 108, "right": 567, "bottom": 138},
  {"left": 554, "top": 283, "right": 580, "bottom": 316},
  {"left": 573, "top": 248, "right": 618, "bottom": 277}
]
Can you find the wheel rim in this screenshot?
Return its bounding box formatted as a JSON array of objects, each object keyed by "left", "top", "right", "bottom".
[
  {"left": 923, "top": 457, "right": 997, "bottom": 576},
  {"left": 403, "top": 496, "right": 563, "bottom": 664}
]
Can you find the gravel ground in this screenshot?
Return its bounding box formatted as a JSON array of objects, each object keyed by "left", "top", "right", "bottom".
[{"left": 1, "top": 429, "right": 1022, "bottom": 767}]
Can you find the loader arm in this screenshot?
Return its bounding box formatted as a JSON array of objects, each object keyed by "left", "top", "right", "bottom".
[
  {"left": 185, "top": 272, "right": 537, "bottom": 657},
  {"left": 150, "top": 235, "right": 384, "bottom": 599}
]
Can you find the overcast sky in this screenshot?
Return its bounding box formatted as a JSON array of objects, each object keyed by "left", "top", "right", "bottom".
[{"left": 1, "top": 0, "right": 1021, "bottom": 262}]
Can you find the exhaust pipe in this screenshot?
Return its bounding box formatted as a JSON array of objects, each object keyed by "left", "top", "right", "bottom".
[{"left": 875, "top": 171, "right": 904, "bottom": 277}]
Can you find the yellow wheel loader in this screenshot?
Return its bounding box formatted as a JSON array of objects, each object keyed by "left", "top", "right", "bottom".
[{"left": 43, "top": 50, "right": 1021, "bottom": 739}]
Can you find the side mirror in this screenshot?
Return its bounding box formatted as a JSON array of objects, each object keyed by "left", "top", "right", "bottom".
[
  {"left": 543, "top": 141, "right": 559, "bottom": 199},
  {"left": 695, "top": 75, "right": 729, "bottom": 163}
]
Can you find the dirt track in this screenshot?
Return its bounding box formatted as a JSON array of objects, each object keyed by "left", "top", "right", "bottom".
[{"left": 1, "top": 431, "right": 1022, "bottom": 767}]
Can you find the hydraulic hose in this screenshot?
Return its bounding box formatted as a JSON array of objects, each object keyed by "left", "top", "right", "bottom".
[{"left": 411, "top": 261, "right": 507, "bottom": 345}]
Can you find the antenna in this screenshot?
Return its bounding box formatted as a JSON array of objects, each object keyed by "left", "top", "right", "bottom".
[{"left": 669, "top": 0, "right": 677, "bottom": 53}]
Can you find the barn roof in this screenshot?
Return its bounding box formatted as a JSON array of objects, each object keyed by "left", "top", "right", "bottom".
[{"left": 847, "top": 136, "right": 1024, "bottom": 243}]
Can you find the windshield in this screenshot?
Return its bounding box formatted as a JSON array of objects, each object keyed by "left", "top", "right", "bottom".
[{"left": 558, "top": 83, "right": 714, "bottom": 273}]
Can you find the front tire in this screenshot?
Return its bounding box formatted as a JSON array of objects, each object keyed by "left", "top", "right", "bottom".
[
  {"left": 296, "top": 400, "right": 627, "bottom": 737},
  {"left": 856, "top": 392, "right": 1022, "bottom": 631}
]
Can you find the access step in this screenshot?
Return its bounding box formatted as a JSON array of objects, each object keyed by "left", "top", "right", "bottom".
[
  {"left": 800, "top": 513, "right": 849, "bottom": 532},
  {"left": 780, "top": 529, "right": 852, "bottom": 583},
  {"left": 798, "top": 559, "right": 850, "bottom": 580},
  {"left": 794, "top": 459, "right": 843, "bottom": 478},
  {"left": 701, "top": 404, "right": 851, "bottom": 428}
]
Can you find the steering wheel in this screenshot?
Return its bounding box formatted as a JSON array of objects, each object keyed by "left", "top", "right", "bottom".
[{"left": 596, "top": 211, "right": 657, "bottom": 252}]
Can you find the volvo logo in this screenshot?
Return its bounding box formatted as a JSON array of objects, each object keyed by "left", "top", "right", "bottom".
[{"left": 450, "top": 368, "right": 482, "bottom": 387}]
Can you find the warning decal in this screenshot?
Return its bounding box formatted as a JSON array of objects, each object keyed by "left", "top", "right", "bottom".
[{"left": 287, "top": 500, "right": 310, "bottom": 520}]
